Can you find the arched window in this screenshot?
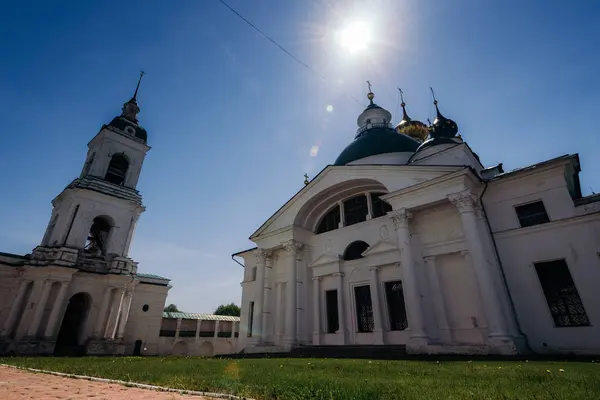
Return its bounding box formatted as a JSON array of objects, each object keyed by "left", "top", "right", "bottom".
[
  {"left": 316, "top": 205, "right": 341, "bottom": 234},
  {"left": 105, "top": 153, "right": 129, "bottom": 185},
  {"left": 343, "top": 240, "right": 369, "bottom": 261},
  {"left": 371, "top": 192, "right": 392, "bottom": 218},
  {"left": 85, "top": 216, "right": 111, "bottom": 255},
  {"left": 343, "top": 195, "right": 368, "bottom": 227}
]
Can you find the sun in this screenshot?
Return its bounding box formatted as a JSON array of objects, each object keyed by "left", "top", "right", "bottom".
[{"left": 338, "top": 21, "right": 372, "bottom": 53}]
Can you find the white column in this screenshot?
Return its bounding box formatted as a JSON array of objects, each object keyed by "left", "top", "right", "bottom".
[
  {"left": 106, "top": 287, "right": 125, "bottom": 339},
  {"left": 231, "top": 321, "right": 236, "bottom": 338},
  {"left": 275, "top": 283, "right": 283, "bottom": 343},
  {"left": 1, "top": 279, "right": 30, "bottom": 337},
  {"left": 366, "top": 192, "right": 373, "bottom": 220},
  {"left": 254, "top": 249, "right": 269, "bottom": 343},
  {"left": 334, "top": 272, "right": 347, "bottom": 344},
  {"left": 338, "top": 200, "right": 345, "bottom": 228},
  {"left": 27, "top": 279, "right": 53, "bottom": 337},
  {"left": 196, "top": 319, "right": 202, "bottom": 339},
  {"left": 116, "top": 291, "right": 133, "bottom": 340},
  {"left": 312, "top": 276, "right": 321, "bottom": 345},
  {"left": 175, "top": 318, "right": 182, "bottom": 338},
  {"left": 423, "top": 256, "right": 451, "bottom": 343},
  {"left": 369, "top": 267, "right": 384, "bottom": 344},
  {"left": 93, "top": 287, "right": 113, "bottom": 338},
  {"left": 390, "top": 209, "right": 428, "bottom": 348},
  {"left": 44, "top": 280, "right": 70, "bottom": 338},
  {"left": 261, "top": 252, "right": 274, "bottom": 344},
  {"left": 448, "top": 190, "right": 509, "bottom": 340},
  {"left": 283, "top": 240, "right": 303, "bottom": 346},
  {"left": 214, "top": 320, "right": 220, "bottom": 338}
]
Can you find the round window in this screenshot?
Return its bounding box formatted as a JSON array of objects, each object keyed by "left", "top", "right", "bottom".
[
  {"left": 125, "top": 126, "right": 135, "bottom": 135},
  {"left": 142, "top": 304, "right": 149, "bottom": 312}
]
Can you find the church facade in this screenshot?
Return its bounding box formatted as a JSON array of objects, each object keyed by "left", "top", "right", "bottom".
[
  {"left": 234, "top": 90, "right": 600, "bottom": 356},
  {"left": 0, "top": 79, "right": 172, "bottom": 356}
]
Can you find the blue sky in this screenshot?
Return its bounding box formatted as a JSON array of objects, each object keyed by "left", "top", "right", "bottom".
[{"left": 1, "top": 0, "right": 598, "bottom": 313}]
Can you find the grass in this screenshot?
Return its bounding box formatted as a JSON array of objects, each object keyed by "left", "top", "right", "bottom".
[{"left": 1, "top": 356, "right": 600, "bottom": 399}]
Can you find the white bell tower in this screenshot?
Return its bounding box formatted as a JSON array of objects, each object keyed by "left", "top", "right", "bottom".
[{"left": 32, "top": 73, "right": 151, "bottom": 274}]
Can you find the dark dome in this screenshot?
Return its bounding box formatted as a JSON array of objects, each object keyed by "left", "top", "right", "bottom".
[
  {"left": 431, "top": 105, "right": 458, "bottom": 139},
  {"left": 107, "top": 116, "right": 147, "bottom": 142},
  {"left": 334, "top": 127, "right": 420, "bottom": 165}
]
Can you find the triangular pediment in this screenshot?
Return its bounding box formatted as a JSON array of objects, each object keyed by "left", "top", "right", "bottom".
[
  {"left": 361, "top": 240, "right": 398, "bottom": 257},
  {"left": 309, "top": 252, "right": 342, "bottom": 268},
  {"left": 251, "top": 164, "right": 464, "bottom": 241}
]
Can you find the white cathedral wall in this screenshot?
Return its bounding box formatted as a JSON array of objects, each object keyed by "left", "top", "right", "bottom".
[
  {"left": 124, "top": 283, "right": 169, "bottom": 355},
  {"left": 485, "top": 162, "right": 600, "bottom": 354},
  {"left": 0, "top": 264, "right": 19, "bottom": 331}
]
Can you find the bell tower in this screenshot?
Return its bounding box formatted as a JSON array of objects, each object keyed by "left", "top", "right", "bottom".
[{"left": 31, "top": 73, "right": 151, "bottom": 274}]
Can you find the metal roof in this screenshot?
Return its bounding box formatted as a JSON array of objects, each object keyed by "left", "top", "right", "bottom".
[
  {"left": 162, "top": 312, "right": 240, "bottom": 321},
  {"left": 136, "top": 272, "right": 170, "bottom": 281}
]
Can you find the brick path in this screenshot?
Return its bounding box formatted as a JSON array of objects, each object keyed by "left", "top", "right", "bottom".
[{"left": 0, "top": 366, "right": 210, "bottom": 399}]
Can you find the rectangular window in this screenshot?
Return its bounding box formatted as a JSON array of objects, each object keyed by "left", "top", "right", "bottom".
[
  {"left": 534, "top": 260, "right": 590, "bottom": 327},
  {"left": 385, "top": 281, "right": 408, "bottom": 330},
  {"left": 247, "top": 301, "right": 255, "bottom": 337},
  {"left": 515, "top": 201, "right": 550, "bottom": 227},
  {"left": 371, "top": 193, "right": 392, "bottom": 219},
  {"left": 344, "top": 195, "right": 368, "bottom": 227},
  {"left": 251, "top": 266, "right": 257, "bottom": 281},
  {"left": 354, "top": 285, "right": 374, "bottom": 332},
  {"left": 325, "top": 290, "right": 339, "bottom": 333}
]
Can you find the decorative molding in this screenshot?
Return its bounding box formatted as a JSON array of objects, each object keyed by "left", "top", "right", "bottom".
[
  {"left": 333, "top": 272, "right": 345, "bottom": 278},
  {"left": 389, "top": 209, "right": 412, "bottom": 231},
  {"left": 283, "top": 239, "right": 304, "bottom": 258},
  {"left": 447, "top": 190, "right": 482, "bottom": 216},
  {"left": 309, "top": 253, "right": 341, "bottom": 268},
  {"left": 423, "top": 256, "right": 436, "bottom": 263},
  {"left": 255, "top": 248, "right": 274, "bottom": 264},
  {"left": 361, "top": 240, "right": 398, "bottom": 257},
  {"left": 368, "top": 266, "right": 379, "bottom": 273},
  {"left": 312, "top": 276, "right": 321, "bottom": 281},
  {"left": 379, "top": 224, "right": 389, "bottom": 240}
]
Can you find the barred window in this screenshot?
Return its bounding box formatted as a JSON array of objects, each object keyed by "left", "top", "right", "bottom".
[
  {"left": 385, "top": 281, "right": 408, "bottom": 330},
  {"left": 343, "top": 195, "right": 368, "bottom": 227},
  {"left": 354, "top": 285, "right": 374, "bottom": 332},
  {"left": 371, "top": 193, "right": 392, "bottom": 218},
  {"left": 343, "top": 241, "right": 369, "bottom": 261},
  {"left": 515, "top": 201, "right": 550, "bottom": 227},
  {"left": 534, "top": 260, "right": 590, "bottom": 327},
  {"left": 325, "top": 290, "right": 339, "bottom": 333},
  {"left": 316, "top": 205, "right": 340, "bottom": 234}
]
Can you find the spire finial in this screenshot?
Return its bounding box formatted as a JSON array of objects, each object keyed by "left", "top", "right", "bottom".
[
  {"left": 303, "top": 173, "right": 309, "bottom": 186},
  {"left": 398, "top": 87, "right": 405, "bottom": 105},
  {"left": 398, "top": 87, "right": 410, "bottom": 120},
  {"left": 430, "top": 86, "right": 443, "bottom": 117},
  {"left": 131, "top": 70, "right": 145, "bottom": 102},
  {"left": 366, "top": 80, "right": 374, "bottom": 104}
]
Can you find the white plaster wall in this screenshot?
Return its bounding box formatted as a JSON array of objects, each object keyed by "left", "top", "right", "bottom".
[
  {"left": 0, "top": 264, "right": 20, "bottom": 330},
  {"left": 157, "top": 337, "right": 236, "bottom": 357},
  {"left": 347, "top": 152, "right": 413, "bottom": 166},
  {"left": 411, "top": 142, "right": 483, "bottom": 173},
  {"left": 124, "top": 283, "right": 169, "bottom": 355}
]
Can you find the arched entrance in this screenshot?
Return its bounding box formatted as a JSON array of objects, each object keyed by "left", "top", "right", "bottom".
[
  {"left": 198, "top": 341, "right": 214, "bottom": 357},
  {"left": 54, "top": 292, "right": 91, "bottom": 356},
  {"left": 172, "top": 341, "right": 188, "bottom": 356}
]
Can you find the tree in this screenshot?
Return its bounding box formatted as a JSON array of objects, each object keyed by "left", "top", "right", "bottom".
[
  {"left": 164, "top": 304, "right": 180, "bottom": 313},
  {"left": 214, "top": 303, "right": 241, "bottom": 316}
]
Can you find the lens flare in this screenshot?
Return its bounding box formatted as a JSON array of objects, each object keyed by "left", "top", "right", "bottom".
[
  {"left": 338, "top": 21, "right": 371, "bottom": 53},
  {"left": 310, "top": 145, "right": 319, "bottom": 157}
]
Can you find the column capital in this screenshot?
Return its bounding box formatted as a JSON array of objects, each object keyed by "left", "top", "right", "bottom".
[
  {"left": 255, "top": 248, "right": 274, "bottom": 264},
  {"left": 368, "top": 266, "right": 379, "bottom": 273},
  {"left": 333, "top": 272, "right": 345, "bottom": 278},
  {"left": 448, "top": 190, "right": 483, "bottom": 216},
  {"left": 460, "top": 250, "right": 470, "bottom": 257},
  {"left": 389, "top": 209, "right": 412, "bottom": 230},
  {"left": 312, "top": 276, "right": 321, "bottom": 281},
  {"left": 423, "top": 256, "right": 436, "bottom": 263},
  {"left": 283, "top": 239, "right": 304, "bottom": 259}
]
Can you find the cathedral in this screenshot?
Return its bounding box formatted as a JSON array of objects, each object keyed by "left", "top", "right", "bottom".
[
  {"left": 0, "top": 77, "right": 172, "bottom": 356},
  {"left": 233, "top": 88, "right": 600, "bottom": 356}
]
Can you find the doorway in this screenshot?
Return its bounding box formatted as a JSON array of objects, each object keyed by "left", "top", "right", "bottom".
[
  {"left": 54, "top": 292, "right": 91, "bottom": 356},
  {"left": 133, "top": 340, "right": 143, "bottom": 356}
]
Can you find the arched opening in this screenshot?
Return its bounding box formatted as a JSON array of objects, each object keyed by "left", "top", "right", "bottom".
[
  {"left": 84, "top": 216, "right": 112, "bottom": 255},
  {"left": 198, "top": 341, "right": 214, "bottom": 357},
  {"left": 133, "top": 340, "right": 143, "bottom": 356},
  {"left": 370, "top": 192, "right": 392, "bottom": 218},
  {"left": 104, "top": 153, "right": 129, "bottom": 185},
  {"left": 316, "top": 205, "right": 340, "bottom": 234},
  {"left": 343, "top": 241, "right": 370, "bottom": 261},
  {"left": 55, "top": 292, "right": 91, "bottom": 356},
  {"left": 172, "top": 341, "right": 188, "bottom": 356}
]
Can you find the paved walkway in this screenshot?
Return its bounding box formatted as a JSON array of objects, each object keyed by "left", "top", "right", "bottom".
[{"left": 0, "top": 366, "right": 209, "bottom": 399}]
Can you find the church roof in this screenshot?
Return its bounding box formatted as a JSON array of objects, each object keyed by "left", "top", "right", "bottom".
[
  {"left": 163, "top": 312, "right": 240, "bottom": 322},
  {"left": 136, "top": 272, "right": 169, "bottom": 281},
  {"left": 334, "top": 127, "right": 420, "bottom": 165}
]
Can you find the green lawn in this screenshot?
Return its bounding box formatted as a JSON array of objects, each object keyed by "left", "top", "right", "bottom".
[{"left": 1, "top": 357, "right": 599, "bottom": 399}]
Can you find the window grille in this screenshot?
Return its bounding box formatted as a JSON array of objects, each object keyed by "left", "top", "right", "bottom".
[
  {"left": 515, "top": 201, "right": 550, "bottom": 227},
  {"left": 371, "top": 193, "right": 392, "bottom": 218},
  {"left": 385, "top": 281, "right": 408, "bottom": 330},
  {"left": 534, "top": 260, "right": 590, "bottom": 327},
  {"left": 316, "top": 205, "right": 341, "bottom": 234},
  {"left": 325, "top": 290, "right": 339, "bottom": 333},
  {"left": 343, "top": 195, "right": 368, "bottom": 227},
  {"left": 354, "top": 285, "right": 374, "bottom": 332}
]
